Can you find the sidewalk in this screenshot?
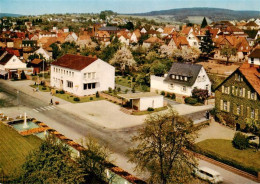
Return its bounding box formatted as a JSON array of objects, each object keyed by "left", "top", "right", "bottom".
[{"left": 1, "top": 80, "right": 69, "bottom": 105}]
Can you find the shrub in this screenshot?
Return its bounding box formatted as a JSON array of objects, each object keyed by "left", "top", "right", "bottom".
[
  {"left": 117, "top": 87, "right": 121, "bottom": 92},
  {"left": 131, "top": 87, "right": 135, "bottom": 93},
  {"left": 160, "top": 91, "right": 165, "bottom": 96},
  {"left": 127, "top": 76, "right": 131, "bottom": 80},
  {"left": 59, "top": 90, "right": 65, "bottom": 94},
  {"left": 96, "top": 92, "right": 100, "bottom": 98},
  {"left": 108, "top": 87, "right": 112, "bottom": 93},
  {"left": 125, "top": 89, "right": 129, "bottom": 94},
  {"left": 184, "top": 97, "right": 198, "bottom": 105},
  {"left": 171, "top": 93, "right": 176, "bottom": 100},
  {"left": 56, "top": 90, "right": 59, "bottom": 94},
  {"left": 73, "top": 97, "right": 80, "bottom": 101},
  {"left": 42, "top": 87, "right": 47, "bottom": 90},
  {"left": 147, "top": 107, "right": 154, "bottom": 111},
  {"left": 90, "top": 97, "right": 93, "bottom": 100},
  {"left": 132, "top": 77, "right": 136, "bottom": 82},
  {"left": 166, "top": 93, "right": 171, "bottom": 98},
  {"left": 232, "top": 132, "right": 249, "bottom": 150},
  {"left": 222, "top": 113, "right": 236, "bottom": 127}
]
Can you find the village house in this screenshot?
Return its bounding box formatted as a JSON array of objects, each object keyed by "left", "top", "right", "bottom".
[
  {"left": 143, "top": 36, "right": 164, "bottom": 48},
  {"left": 214, "top": 51, "right": 260, "bottom": 129},
  {"left": 50, "top": 54, "right": 115, "bottom": 96},
  {"left": 28, "top": 58, "right": 47, "bottom": 74},
  {"left": 150, "top": 62, "right": 211, "bottom": 102},
  {"left": 0, "top": 50, "right": 29, "bottom": 79},
  {"left": 34, "top": 47, "right": 52, "bottom": 60}
]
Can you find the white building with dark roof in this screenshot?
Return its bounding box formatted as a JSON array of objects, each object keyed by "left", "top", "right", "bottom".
[
  {"left": 51, "top": 54, "right": 115, "bottom": 96},
  {"left": 150, "top": 62, "right": 211, "bottom": 98}
]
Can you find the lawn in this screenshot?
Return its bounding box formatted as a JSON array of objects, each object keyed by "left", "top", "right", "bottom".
[
  {"left": 30, "top": 84, "right": 51, "bottom": 92},
  {"left": 54, "top": 93, "right": 104, "bottom": 103},
  {"left": 132, "top": 106, "right": 168, "bottom": 115},
  {"left": 196, "top": 139, "right": 260, "bottom": 175},
  {"left": 115, "top": 76, "right": 150, "bottom": 92},
  {"left": 0, "top": 123, "right": 42, "bottom": 179}
]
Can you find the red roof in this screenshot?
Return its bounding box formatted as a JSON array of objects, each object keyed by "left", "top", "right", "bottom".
[
  {"left": 239, "top": 63, "right": 260, "bottom": 96},
  {"left": 5, "top": 48, "right": 20, "bottom": 57},
  {"left": 51, "top": 54, "right": 98, "bottom": 70}
]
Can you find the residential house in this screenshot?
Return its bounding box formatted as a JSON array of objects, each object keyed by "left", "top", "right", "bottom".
[
  {"left": 98, "top": 26, "right": 120, "bottom": 35},
  {"left": 0, "top": 50, "right": 28, "bottom": 79},
  {"left": 50, "top": 54, "right": 115, "bottom": 96},
  {"left": 140, "top": 28, "right": 147, "bottom": 34},
  {"left": 150, "top": 62, "right": 211, "bottom": 102},
  {"left": 65, "top": 32, "right": 78, "bottom": 42},
  {"left": 28, "top": 58, "right": 46, "bottom": 74},
  {"left": 248, "top": 47, "right": 260, "bottom": 65},
  {"left": 34, "top": 47, "right": 52, "bottom": 60},
  {"left": 215, "top": 61, "right": 260, "bottom": 129},
  {"left": 130, "top": 29, "right": 141, "bottom": 43},
  {"left": 143, "top": 37, "right": 164, "bottom": 48},
  {"left": 168, "top": 36, "right": 190, "bottom": 50},
  {"left": 95, "top": 31, "right": 110, "bottom": 43},
  {"left": 161, "top": 26, "right": 175, "bottom": 38},
  {"left": 244, "top": 21, "right": 259, "bottom": 30},
  {"left": 186, "top": 32, "right": 200, "bottom": 48}
]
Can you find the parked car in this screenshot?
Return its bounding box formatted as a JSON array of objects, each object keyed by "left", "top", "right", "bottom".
[{"left": 195, "top": 166, "right": 223, "bottom": 183}]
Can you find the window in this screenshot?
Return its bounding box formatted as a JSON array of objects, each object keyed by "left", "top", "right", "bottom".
[
  {"left": 237, "top": 105, "right": 241, "bottom": 115},
  {"left": 224, "top": 86, "right": 229, "bottom": 94},
  {"left": 180, "top": 76, "right": 183, "bottom": 80},
  {"left": 251, "top": 92, "right": 255, "bottom": 100},
  {"left": 251, "top": 109, "right": 255, "bottom": 119},
  {"left": 169, "top": 83, "right": 174, "bottom": 89},
  {"left": 223, "top": 101, "right": 228, "bottom": 111},
  {"left": 202, "top": 75, "right": 206, "bottom": 81},
  {"left": 88, "top": 73, "right": 91, "bottom": 79},
  {"left": 206, "top": 85, "right": 209, "bottom": 90},
  {"left": 240, "top": 88, "right": 243, "bottom": 97},
  {"left": 171, "top": 75, "right": 175, "bottom": 79},
  {"left": 72, "top": 72, "right": 74, "bottom": 77},
  {"left": 84, "top": 73, "right": 87, "bottom": 78},
  {"left": 92, "top": 72, "right": 96, "bottom": 79},
  {"left": 184, "top": 77, "right": 187, "bottom": 81},
  {"left": 182, "top": 86, "right": 186, "bottom": 92},
  {"left": 176, "top": 75, "right": 179, "bottom": 79},
  {"left": 67, "top": 81, "right": 73, "bottom": 88}
]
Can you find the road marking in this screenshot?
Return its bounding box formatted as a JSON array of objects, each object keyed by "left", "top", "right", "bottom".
[
  {"left": 33, "top": 109, "right": 39, "bottom": 112},
  {"left": 44, "top": 106, "right": 52, "bottom": 110},
  {"left": 40, "top": 107, "right": 47, "bottom": 111},
  {"left": 49, "top": 106, "right": 56, "bottom": 109}
]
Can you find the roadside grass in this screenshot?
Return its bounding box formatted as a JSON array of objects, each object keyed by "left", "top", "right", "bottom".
[
  {"left": 132, "top": 106, "right": 168, "bottom": 115},
  {"left": 0, "top": 122, "right": 42, "bottom": 179},
  {"left": 115, "top": 76, "right": 150, "bottom": 92},
  {"left": 54, "top": 93, "right": 104, "bottom": 103},
  {"left": 195, "top": 139, "right": 260, "bottom": 175},
  {"left": 30, "top": 84, "right": 51, "bottom": 92}
]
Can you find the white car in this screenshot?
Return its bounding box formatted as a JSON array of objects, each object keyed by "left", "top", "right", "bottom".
[{"left": 195, "top": 166, "right": 223, "bottom": 183}]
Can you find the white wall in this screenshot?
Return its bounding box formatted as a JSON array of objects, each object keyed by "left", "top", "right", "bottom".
[
  {"left": 35, "top": 47, "right": 52, "bottom": 60},
  {"left": 249, "top": 57, "right": 260, "bottom": 66},
  {"left": 139, "top": 96, "right": 164, "bottom": 111},
  {"left": 191, "top": 67, "right": 212, "bottom": 95},
  {"left": 4, "top": 55, "right": 27, "bottom": 69}
]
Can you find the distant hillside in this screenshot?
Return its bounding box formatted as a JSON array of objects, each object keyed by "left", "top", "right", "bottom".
[
  {"left": 127, "top": 8, "right": 260, "bottom": 22},
  {"left": 0, "top": 13, "right": 23, "bottom": 18}
]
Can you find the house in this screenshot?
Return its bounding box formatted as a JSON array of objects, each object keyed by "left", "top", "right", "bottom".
[
  {"left": 248, "top": 47, "right": 260, "bottom": 66},
  {"left": 143, "top": 37, "right": 164, "bottom": 48},
  {"left": 28, "top": 58, "right": 46, "bottom": 74},
  {"left": 65, "top": 32, "right": 78, "bottom": 42},
  {"left": 150, "top": 62, "right": 211, "bottom": 102},
  {"left": 186, "top": 32, "right": 200, "bottom": 48},
  {"left": 168, "top": 36, "right": 190, "bottom": 49},
  {"left": 214, "top": 61, "right": 260, "bottom": 129},
  {"left": 161, "top": 26, "right": 175, "bottom": 37},
  {"left": 50, "top": 54, "right": 115, "bottom": 96},
  {"left": 34, "top": 47, "right": 52, "bottom": 60},
  {"left": 98, "top": 26, "right": 120, "bottom": 35},
  {"left": 118, "top": 92, "right": 164, "bottom": 111},
  {"left": 0, "top": 50, "right": 28, "bottom": 79},
  {"left": 140, "top": 28, "right": 147, "bottom": 34},
  {"left": 130, "top": 29, "right": 141, "bottom": 43},
  {"left": 244, "top": 21, "right": 259, "bottom": 30},
  {"left": 95, "top": 31, "right": 110, "bottom": 43}
]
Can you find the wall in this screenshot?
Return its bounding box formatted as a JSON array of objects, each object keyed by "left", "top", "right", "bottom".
[
  {"left": 192, "top": 67, "right": 212, "bottom": 95},
  {"left": 4, "top": 55, "right": 27, "bottom": 69},
  {"left": 139, "top": 96, "right": 164, "bottom": 111}
]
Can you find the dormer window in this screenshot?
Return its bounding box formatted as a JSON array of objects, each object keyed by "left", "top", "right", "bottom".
[
  {"left": 184, "top": 77, "right": 187, "bottom": 81},
  {"left": 176, "top": 75, "right": 179, "bottom": 79},
  {"left": 171, "top": 74, "right": 175, "bottom": 79},
  {"left": 180, "top": 76, "right": 183, "bottom": 80}
]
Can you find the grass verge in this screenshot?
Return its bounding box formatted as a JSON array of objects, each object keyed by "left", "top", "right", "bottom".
[
  {"left": 132, "top": 106, "right": 168, "bottom": 115},
  {"left": 54, "top": 93, "right": 104, "bottom": 103},
  {"left": 195, "top": 139, "right": 260, "bottom": 176}
]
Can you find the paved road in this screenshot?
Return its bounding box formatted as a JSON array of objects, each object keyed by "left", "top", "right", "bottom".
[{"left": 1, "top": 81, "right": 259, "bottom": 183}]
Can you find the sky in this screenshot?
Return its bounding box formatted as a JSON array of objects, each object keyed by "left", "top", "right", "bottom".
[{"left": 0, "top": 0, "right": 259, "bottom": 15}]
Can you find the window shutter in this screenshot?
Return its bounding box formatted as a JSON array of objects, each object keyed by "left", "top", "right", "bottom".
[
  {"left": 241, "top": 105, "right": 243, "bottom": 116},
  {"left": 243, "top": 88, "right": 246, "bottom": 97},
  {"left": 235, "top": 73, "right": 238, "bottom": 81},
  {"left": 222, "top": 86, "right": 224, "bottom": 93},
  {"left": 228, "top": 87, "right": 230, "bottom": 94},
  {"left": 232, "top": 86, "right": 234, "bottom": 94},
  {"left": 227, "top": 101, "right": 230, "bottom": 112},
  {"left": 247, "top": 107, "right": 250, "bottom": 118},
  {"left": 220, "top": 100, "right": 223, "bottom": 110},
  {"left": 233, "top": 103, "right": 236, "bottom": 114},
  {"left": 255, "top": 109, "right": 259, "bottom": 120},
  {"left": 248, "top": 91, "right": 251, "bottom": 99},
  {"left": 254, "top": 93, "right": 257, "bottom": 100}
]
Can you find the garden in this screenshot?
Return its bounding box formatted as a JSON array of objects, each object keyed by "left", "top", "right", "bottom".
[{"left": 194, "top": 135, "right": 260, "bottom": 176}]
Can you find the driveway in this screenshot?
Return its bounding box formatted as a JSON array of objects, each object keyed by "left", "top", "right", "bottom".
[{"left": 59, "top": 100, "right": 147, "bottom": 129}]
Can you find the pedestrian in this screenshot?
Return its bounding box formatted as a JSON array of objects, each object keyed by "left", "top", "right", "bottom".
[
  {"left": 205, "top": 111, "right": 210, "bottom": 120},
  {"left": 50, "top": 98, "right": 53, "bottom": 105}
]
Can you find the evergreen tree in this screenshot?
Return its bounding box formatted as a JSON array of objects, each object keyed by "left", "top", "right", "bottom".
[
  {"left": 199, "top": 30, "right": 215, "bottom": 55},
  {"left": 201, "top": 17, "right": 208, "bottom": 28}
]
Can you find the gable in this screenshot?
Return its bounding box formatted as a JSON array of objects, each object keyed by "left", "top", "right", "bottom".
[{"left": 4, "top": 55, "right": 26, "bottom": 69}]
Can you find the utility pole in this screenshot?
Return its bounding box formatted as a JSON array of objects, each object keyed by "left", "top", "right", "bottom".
[{"left": 17, "top": 90, "right": 19, "bottom": 110}]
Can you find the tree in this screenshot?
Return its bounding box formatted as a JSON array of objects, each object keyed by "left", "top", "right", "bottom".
[
  {"left": 201, "top": 17, "right": 208, "bottom": 28},
  {"left": 150, "top": 60, "right": 167, "bottom": 76},
  {"left": 77, "top": 136, "right": 111, "bottom": 183},
  {"left": 246, "top": 119, "right": 260, "bottom": 150},
  {"left": 128, "top": 109, "right": 197, "bottom": 184},
  {"left": 20, "top": 70, "right": 27, "bottom": 80},
  {"left": 20, "top": 135, "right": 85, "bottom": 183},
  {"left": 173, "top": 47, "right": 201, "bottom": 62},
  {"left": 50, "top": 43, "right": 61, "bottom": 59},
  {"left": 220, "top": 45, "right": 237, "bottom": 65},
  {"left": 125, "top": 22, "right": 134, "bottom": 30},
  {"left": 199, "top": 30, "right": 215, "bottom": 56},
  {"left": 109, "top": 47, "right": 136, "bottom": 75},
  {"left": 99, "top": 11, "right": 106, "bottom": 20},
  {"left": 191, "top": 88, "right": 209, "bottom": 103}
]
